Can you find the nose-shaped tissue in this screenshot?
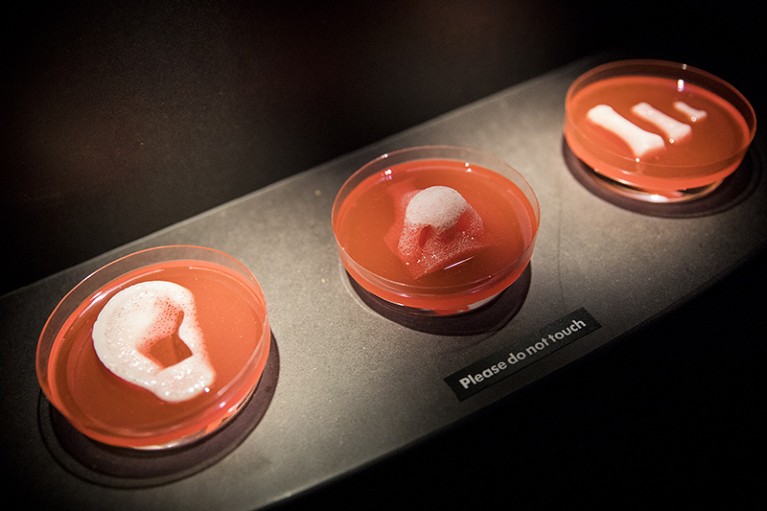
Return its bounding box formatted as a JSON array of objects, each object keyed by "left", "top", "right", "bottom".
[
  {"left": 386, "top": 186, "right": 486, "bottom": 279},
  {"left": 92, "top": 280, "right": 216, "bottom": 403}
]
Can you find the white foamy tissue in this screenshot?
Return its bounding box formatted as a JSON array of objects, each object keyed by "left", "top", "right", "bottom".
[
  {"left": 92, "top": 280, "right": 215, "bottom": 403},
  {"left": 396, "top": 186, "right": 485, "bottom": 278}
]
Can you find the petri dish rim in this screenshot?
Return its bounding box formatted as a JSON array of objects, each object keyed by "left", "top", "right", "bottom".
[
  {"left": 564, "top": 58, "right": 757, "bottom": 175},
  {"left": 35, "top": 244, "right": 271, "bottom": 449},
  {"left": 331, "top": 145, "right": 541, "bottom": 309}
]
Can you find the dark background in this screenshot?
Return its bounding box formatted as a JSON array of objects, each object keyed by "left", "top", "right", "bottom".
[
  {"left": 3, "top": 1, "right": 766, "bottom": 509},
  {"left": 3, "top": 0, "right": 764, "bottom": 295}
]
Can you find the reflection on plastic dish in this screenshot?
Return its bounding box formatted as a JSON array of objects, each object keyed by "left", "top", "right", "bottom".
[
  {"left": 564, "top": 59, "right": 756, "bottom": 203},
  {"left": 332, "top": 145, "right": 540, "bottom": 316},
  {"left": 36, "top": 245, "right": 271, "bottom": 450}
]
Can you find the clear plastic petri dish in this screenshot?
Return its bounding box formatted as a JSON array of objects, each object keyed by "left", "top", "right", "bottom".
[
  {"left": 564, "top": 59, "right": 756, "bottom": 203},
  {"left": 36, "top": 245, "right": 271, "bottom": 450},
  {"left": 332, "top": 145, "right": 540, "bottom": 316}
]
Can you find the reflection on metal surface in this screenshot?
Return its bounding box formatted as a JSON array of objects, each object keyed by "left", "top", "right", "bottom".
[
  {"left": 345, "top": 265, "right": 531, "bottom": 336},
  {"left": 562, "top": 139, "right": 761, "bottom": 218}
]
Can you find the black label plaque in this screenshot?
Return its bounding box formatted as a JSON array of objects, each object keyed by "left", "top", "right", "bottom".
[{"left": 445, "top": 308, "right": 601, "bottom": 400}]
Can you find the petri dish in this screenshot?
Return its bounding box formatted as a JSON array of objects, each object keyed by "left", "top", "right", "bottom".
[
  {"left": 36, "top": 245, "right": 271, "bottom": 450},
  {"left": 332, "top": 145, "right": 540, "bottom": 316},
  {"left": 564, "top": 59, "right": 756, "bottom": 202}
]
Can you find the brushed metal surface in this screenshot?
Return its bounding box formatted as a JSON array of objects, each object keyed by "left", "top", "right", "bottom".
[{"left": 2, "top": 54, "right": 765, "bottom": 510}]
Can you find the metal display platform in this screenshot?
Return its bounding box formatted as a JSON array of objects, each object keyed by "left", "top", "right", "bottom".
[{"left": 2, "top": 54, "right": 765, "bottom": 509}]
